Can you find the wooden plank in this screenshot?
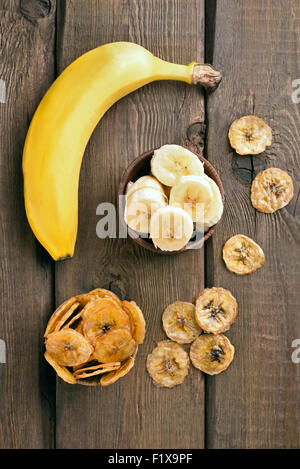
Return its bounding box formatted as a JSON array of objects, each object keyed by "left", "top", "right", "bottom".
[
  {"left": 206, "top": 0, "right": 300, "bottom": 448},
  {"left": 0, "top": 0, "right": 56, "bottom": 448},
  {"left": 55, "top": 0, "right": 205, "bottom": 449}
]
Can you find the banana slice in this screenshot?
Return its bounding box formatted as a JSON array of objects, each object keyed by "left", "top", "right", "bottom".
[
  {"left": 82, "top": 297, "right": 131, "bottom": 345},
  {"left": 223, "top": 234, "right": 265, "bottom": 275},
  {"left": 44, "top": 352, "right": 76, "bottom": 384},
  {"left": 146, "top": 340, "right": 190, "bottom": 388},
  {"left": 228, "top": 115, "right": 272, "bottom": 155},
  {"left": 126, "top": 175, "right": 165, "bottom": 196},
  {"left": 162, "top": 301, "right": 202, "bottom": 344},
  {"left": 195, "top": 287, "right": 238, "bottom": 334},
  {"left": 122, "top": 300, "right": 146, "bottom": 344},
  {"left": 73, "top": 362, "right": 121, "bottom": 379},
  {"left": 44, "top": 297, "right": 78, "bottom": 337},
  {"left": 151, "top": 144, "right": 204, "bottom": 187},
  {"left": 93, "top": 329, "right": 136, "bottom": 363},
  {"left": 100, "top": 356, "right": 135, "bottom": 386},
  {"left": 125, "top": 186, "right": 167, "bottom": 233},
  {"left": 150, "top": 205, "right": 194, "bottom": 251},
  {"left": 190, "top": 334, "right": 234, "bottom": 375},
  {"left": 45, "top": 328, "right": 93, "bottom": 367},
  {"left": 251, "top": 167, "right": 294, "bottom": 213},
  {"left": 201, "top": 174, "right": 223, "bottom": 231},
  {"left": 169, "top": 175, "right": 213, "bottom": 223}
]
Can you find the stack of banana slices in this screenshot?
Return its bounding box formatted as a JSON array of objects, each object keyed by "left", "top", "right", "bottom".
[
  {"left": 125, "top": 144, "right": 223, "bottom": 251},
  {"left": 44, "top": 288, "right": 145, "bottom": 386},
  {"left": 146, "top": 287, "right": 237, "bottom": 388}
]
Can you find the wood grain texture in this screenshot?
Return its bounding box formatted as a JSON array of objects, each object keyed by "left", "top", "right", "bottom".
[
  {"left": 205, "top": 0, "right": 300, "bottom": 449},
  {"left": 0, "top": 0, "right": 56, "bottom": 448},
  {"left": 55, "top": 0, "right": 205, "bottom": 449}
]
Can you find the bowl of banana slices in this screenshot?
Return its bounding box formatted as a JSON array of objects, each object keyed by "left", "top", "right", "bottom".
[{"left": 119, "top": 144, "right": 224, "bottom": 254}]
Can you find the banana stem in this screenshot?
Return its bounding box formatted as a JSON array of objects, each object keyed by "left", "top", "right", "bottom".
[{"left": 153, "top": 58, "right": 222, "bottom": 92}]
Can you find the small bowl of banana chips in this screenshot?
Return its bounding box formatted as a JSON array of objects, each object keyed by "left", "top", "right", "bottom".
[
  {"left": 44, "top": 288, "right": 145, "bottom": 386},
  {"left": 119, "top": 144, "right": 224, "bottom": 254}
]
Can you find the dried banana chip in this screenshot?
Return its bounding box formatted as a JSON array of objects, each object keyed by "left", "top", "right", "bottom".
[
  {"left": 162, "top": 301, "right": 202, "bottom": 344},
  {"left": 88, "top": 288, "right": 122, "bottom": 306},
  {"left": 62, "top": 311, "right": 82, "bottom": 330},
  {"left": 146, "top": 340, "right": 189, "bottom": 388},
  {"left": 223, "top": 234, "right": 265, "bottom": 275},
  {"left": 100, "top": 357, "right": 135, "bottom": 386},
  {"left": 251, "top": 167, "right": 294, "bottom": 213},
  {"left": 195, "top": 287, "right": 238, "bottom": 334},
  {"left": 228, "top": 115, "right": 272, "bottom": 155},
  {"left": 53, "top": 302, "right": 80, "bottom": 332},
  {"left": 122, "top": 300, "right": 146, "bottom": 344},
  {"left": 190, "top": 334, "right": 235, "bottom": 375},
  {"left": 44, "top": 297, "right": 78, "bottom": 337},
  {"left": 44, "top": 352, "right": 76, "bottom": 384},
  {"left": 93, "top": 329, "right": 136, "bottom": 363},
  {"left": 45, "top": 328, "right": 93, "bottom": 367},
  {"left": 73, "top": 361, "right": 121, "bottom": 379},
  {"left": 82, "top": 297, "right": 130, "bottom": 345}
]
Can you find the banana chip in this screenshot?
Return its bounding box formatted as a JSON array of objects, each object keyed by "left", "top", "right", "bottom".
[
  {"left": 195, "top": 287, "right": 238, "bottom": 334},
  {"left": 82, "top": 297, "right": 130, "bottom": 345},
  {"left": 223, "top": 234, "right": 265, "bottom": 275},
  {"left": 44, "top": 352, "right": 76, "bottom": 384},
  {"left": 93, "top": 329, "right": 136, "bottom": 363},
  {"left": 122, "top": 301, "right": 146, "bottom": 344},
  {"left": 44, "top": 297, "right": 78, "bottom": 337},
  {"left": 146, "top": 340, "right": 190, "bottom": 388},
  {"left": 45, "top": 328, "right": 94, "bottom": 367},
  {"left": 251, "top": 167, "right": 294, "bottom": 213},
  {"left": 162, "top": 301, "right": 202, "bottom": 344},
  {"left": 73, "top": 362, "right": 121, "bottom": 379},
  {"left": 100, "top": 357, "right": 135, "bottom": 386},
  {"left": 190, "top": 334, "right": 235, "bottom": 375},
  {"left": 228, "top": 115, "right": 272, "bottom": 155}
]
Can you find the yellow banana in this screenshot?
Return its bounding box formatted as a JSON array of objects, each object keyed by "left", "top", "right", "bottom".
[{"left": 22, "top": 42, "right": 221, "bottom": 260}]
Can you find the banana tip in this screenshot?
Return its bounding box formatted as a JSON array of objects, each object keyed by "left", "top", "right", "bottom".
[{"left": 192, "top": 64, "right": 222, "bottom": 92}]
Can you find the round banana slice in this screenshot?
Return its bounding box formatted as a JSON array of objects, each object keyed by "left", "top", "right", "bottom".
[
  {"left": 125, "top": 186, "right": 167, "bottom": 233},
  {"left": 126, "top": 175, "right": 165, "bottom": 196},
  {"left": 190, "top": 334, "right": 235, "bottom": 375},
  {"left": 93, "top": 329, "right": 136, "bottom": 363},
  {"left": 44, "top": 352, "right": 77, "bottom": 384},
  {"left": 202, "top": 174, "right": 224, "bottom": 231},
  {"left": 251, "top": 167, "right": 294, "bottom": 213},
  {"left": 195, "top": 287, "right": 238, "bottom": 334},
  {"left": 122, "top": 300, "right": 146, "bottom": 344},
  {"left": 82, "top": 297, "right": 130, "bottom": 345},
  {"left": 151, "top": 144, "right": 204, "bottom": 187},
  {"left": 162, "top": 301, "right": 202, "bottom": 344},
  {"left": 150, "top": 205, "right": 194, "bottom": 251},
  {"left": 146, "top": 340, "right": 190, "bottom": 388},
  {"left": 228, "top": 115, "right": 272, "bottom": 155},
  {"left": 223, "top": 234, "right": 265, "bottom": 275},
  {"left": 45, "top": 328, "right": 94, "bottom": 367},
  {"left": 100, "top": 356, "right": 135, "bottom": 386},
  {"left": 169, "top": 175, "right": 213, "bottom": 223}
]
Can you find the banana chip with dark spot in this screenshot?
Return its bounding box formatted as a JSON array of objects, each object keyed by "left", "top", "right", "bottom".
[
  {"left": 162, "top": 301, "right": 202, "bottom": 344},
  {"left": 195, "top": 287, "right": 238, "bottom": 334},
  {"left": 146, "top": 340, "right": 189, "bottom": 388},
  {"left": 228, "top": 115, "right": 272, "bottom": 155},
  {"left": 223, "top": 234, "right": 265, "bottom": 275},
  {"left": 251, "top": 167, "right": 294, "bottom": 213},
  {"left": 190, "top": 334, "right": 235, "bottom": 375},
  {"left": 45, "top": 328, "right": 93, "bottom": 367},
  {"left": 82, "top": 297, "right": 130, "bottom": 345}
]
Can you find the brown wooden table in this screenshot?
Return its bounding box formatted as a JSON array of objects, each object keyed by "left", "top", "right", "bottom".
[{"left": 0, "top": 0, "right": 299, "bottom": 449}]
